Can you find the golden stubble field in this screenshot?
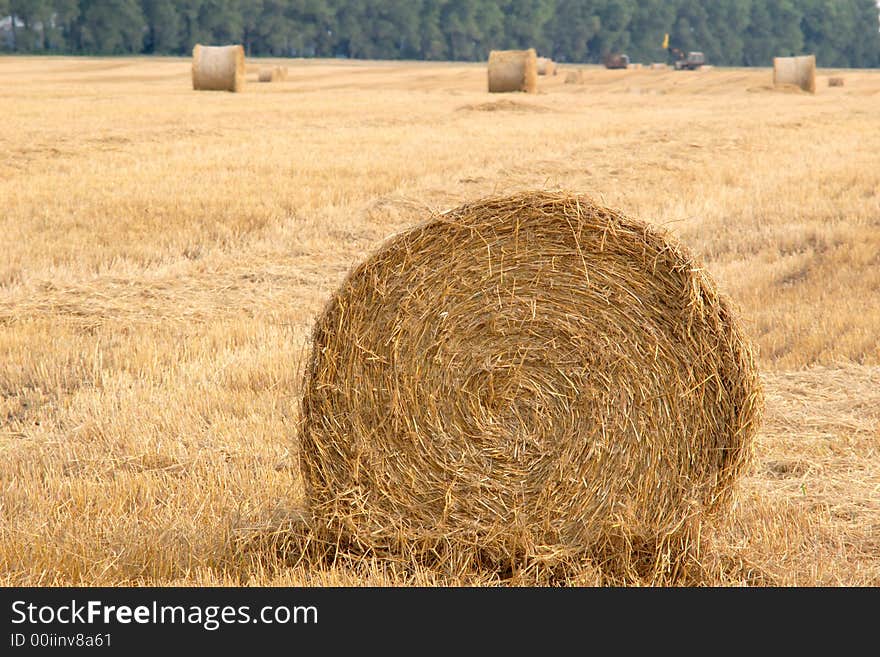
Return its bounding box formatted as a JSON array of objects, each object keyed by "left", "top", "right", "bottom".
[{"left": 0, "top": 56, "right": 878, "bottom": 586}]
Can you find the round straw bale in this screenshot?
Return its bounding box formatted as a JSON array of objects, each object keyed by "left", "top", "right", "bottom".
[
  {"left": 192, "top": 44, "right": 245, "bottom": 92},
  {"left": 258, "top": 67, "right": 281, "bottom": 82},
  {"left": 488, "top": 49, "right": 538, "bottom": 93},
  {"left": 536, "top": 57, "right": 556, "bottom": 76},
  {"left": 299, "top": 191, "right": 764, "bottom": 577},
  {"left": 773, "top": 55, "right": 816, "bottom": 94},
  {"left": 564, "top": 70, "right": 584, "bottom": 84},
  {"left": 828, "top": 76, "right": 844, "bottom": 87}
]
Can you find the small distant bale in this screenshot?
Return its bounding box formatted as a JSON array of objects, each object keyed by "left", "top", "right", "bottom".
[
  {"left": 536, "top": 57, "right": 557, "bottom": 76},
  {"left": 828, "top": 76, "right": 844, "bottom": 87},
  {"left": 627, "top": 62, "right": 643, "bottom": 70},
  {"left": 258, "top": 66, "right": 286, "bottom": 83},
  {"left": 564, "top": 70, "right": 584, "bottom": 84},
  {"left": 773, "top": 55, "right": 816, "bottom": 94},
  {"left": 650, "top": 63, "right": 667, "bottom": 70},
  {"left": 488, "top": 48, "right": 538, "bottom": 93},
  {"left": 192, "top": 44, "right": 245, "bottom": 93}
]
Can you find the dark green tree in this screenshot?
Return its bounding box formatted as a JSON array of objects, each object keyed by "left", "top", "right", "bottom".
[
  {"left": 0, "top": 0, "right": 877, "bottom": 67},
  {"left": 590, "top": 0, "right": 636, "bottom": 61},
  {"left": 768, "top": 0, "right": 805, "bottom": 58},
  {"left": 627, "top": 0, "right": 677, "bottom": 65},
  {"left": 418, "top": 0, "right": 446, "bottom": 59},
  {"left": 196, "top": 0, "right": 243, "bottom": 45},
  {"left": 503, "top": 0, "right": 555, "bottom": 53},
  {"left": 549, "top": 0, "right": 602, "bottom": 63},
  {"left": 442, "top": 0, "right": 482, "bottom": 60},
  {"left": 143, "top": 0, "right": 182, "bottom": 53},
  {"left": 79, "top": 0, "right": 146, "bottom": 53},
  {"left": 705, "top": 0, "right": 752, "bottom": 66},
  {"left": 848, "top": 0, "right": 880, "bottom": 67}
]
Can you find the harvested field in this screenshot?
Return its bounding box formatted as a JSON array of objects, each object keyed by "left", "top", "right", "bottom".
[{"left": 1, "top": 57, "right": 879, "bottom": 586}]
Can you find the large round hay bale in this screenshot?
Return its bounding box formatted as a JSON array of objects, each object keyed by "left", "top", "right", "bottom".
[
  {"left": 488, "top": 49, "right": 538, "bottom": 93},
  {"left": 192, "top": 44, "right": 245, "bottom": 92},
  {"left": 298, "top": 191, "right": 763, "bottom": 578},
  {"left": 773, "top": 55, "right": 816, "bottom": 94}
]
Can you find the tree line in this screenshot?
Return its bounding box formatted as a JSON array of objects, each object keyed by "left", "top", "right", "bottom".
[{"left": 2, "top": 0, "right": 879, "bottom": 68}]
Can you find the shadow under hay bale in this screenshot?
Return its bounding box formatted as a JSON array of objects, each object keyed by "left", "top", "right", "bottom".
[
  {"left": 298, "top": 191, "right": 764, "bottom": 583},
  {"left": 192, "top": 44, "right": 245, "bottom": 93},
  {"left": 488, "top": 48, "right": 538, "bottom": 93},
  {"left": 456, "top": 99, "right": 552, "bottom": 113},
  {"left": 773, "top": 55, "right": 816, "bottom": 94}
]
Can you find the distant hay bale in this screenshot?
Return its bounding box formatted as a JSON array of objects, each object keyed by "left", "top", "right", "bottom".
[
  {"left": 299, "top": 191, "right": 764, "bottom": 579},
  {"left": 564, "top": 70, "right": 584, "bottom": 84},
  {"left": 192, "top": 44, "right": 245, "bottom": 92},
  {"left": 773, "top": 55, "right": 816, "bottom": 94},
  {"left": 488, "top": 49, "right": 538, "bottom": 93},
  {"left": 828, "top": 76, "right": 844, "bottom": 87},
  {"left": 258, "top": 66, "right": 286, "bottom": 83},
  {"left": 650, "top": 63, "right": 667, "bottom": 70},
  {"left": 536, "top": 57, "right": 557, "bottom": 76},
  {"left": 627, "top": 62, "right": 643, "bottom": 70}
]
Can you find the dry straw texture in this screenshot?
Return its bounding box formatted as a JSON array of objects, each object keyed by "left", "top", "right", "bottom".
[
  {"left": 299, "top": 191, "right": 764, "bottom": 581},
  {"left": 192, "top": 44, "right": 245, "bottom": 92},
  {"left": 773, "top": 55, "right": 816, "bottom": 94},
  {"left": 488, "top": 49, "right": 538, "bottom": 93}
]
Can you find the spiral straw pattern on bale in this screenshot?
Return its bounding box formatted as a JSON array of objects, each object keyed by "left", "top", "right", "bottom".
[
  {"left": 192, "top": 44, "right": 245, "bottom": 92},
  {"left": 299, "top": 191, "right": 763, "bottom": 578},
  {"left": 488, "top": 49, "right": 538, "bottom": 93}
]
